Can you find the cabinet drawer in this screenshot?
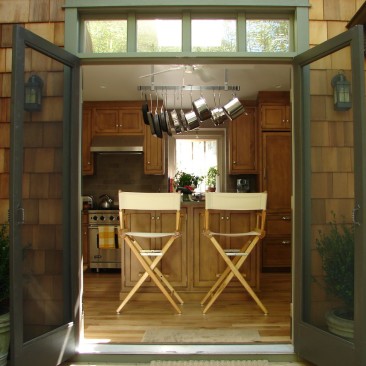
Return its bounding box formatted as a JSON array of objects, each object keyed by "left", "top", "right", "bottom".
[
  {"left": 262, "top": 237, "right": 291, "bottom": 268},
  {"left": 266, "top": 214, "right": 291, "bottom": 235}
]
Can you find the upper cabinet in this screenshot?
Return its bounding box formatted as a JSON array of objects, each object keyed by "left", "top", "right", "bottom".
[
  {"left": 228, "top": 105, "right": 258, "bottom": 174},
  {"left": 258, "top": 91, "right": 291, "bottom": 131},
  {"left": 91, "top": 101, "right": 144, "bottom": 135},
  {"left": 144, "top": 124, "right": 165, "bottom": 175}
]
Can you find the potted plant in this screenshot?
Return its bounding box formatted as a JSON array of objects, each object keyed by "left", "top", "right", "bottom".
[
  {"left": 315, "top": 214, "right": 354, "bottom": 339},
  {"left": 206, "top": 166, "right": 219, "bottom": 192},
  {"left": 0, "top": 223, "right": 10, "bottom": 365},
  {"left": 174, "top": 171, "right": 204, "bottom": 200}
]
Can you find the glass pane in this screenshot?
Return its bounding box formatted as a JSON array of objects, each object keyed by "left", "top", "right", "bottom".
[
  {"left": 305, "top": 46, "right": 354, "bottom": 341},
  {"left": 191, "top": 19, "right": 236, "bottom": 52},
  {"left": 246, "top": 19, "right": 289, "bottom": 52},
  {"left": 84, "top": 20, "right": 127, "bottom": 53},
  {"left": 137, "top": 19, "right": 182, "bottom": 52},
  {"left": 22, "top": 49, "right": 69, "bottom": 342}
]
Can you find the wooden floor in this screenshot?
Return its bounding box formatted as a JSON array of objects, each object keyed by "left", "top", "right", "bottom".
[{"left": 82, "top": 270, "right": 292, "bottom": 344}]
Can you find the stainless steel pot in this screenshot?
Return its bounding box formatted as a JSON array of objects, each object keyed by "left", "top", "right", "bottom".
[
  {"left": 169, "top": 109, "right": 184, "bottom": 134},
  {"left": 211, "top": 107, "right": 229, "bottom": 126},
  {"left": 223, "top": 97, "right": 245, "bottom": 120},
  {"left": 192, "top": 97, "right": 212, "bottom": 121},
  {"left": 99, "top": 194, "right": 113, "bottom": 209},
  {"left": 184, "top": 110, "right": 200, "bottom": 130}
]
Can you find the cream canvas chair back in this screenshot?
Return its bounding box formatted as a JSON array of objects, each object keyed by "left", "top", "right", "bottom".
[
  {"left": 119, "top": 191, "right": 181, "bottom": 211},
  {"left": 205, "top": 192, "right": 267, "bottom": 211}
]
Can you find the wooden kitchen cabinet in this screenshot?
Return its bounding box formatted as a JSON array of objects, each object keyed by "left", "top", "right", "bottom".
[
  {"left": 121, "top": 209, "right": 187, "bottom": 291},
  {"left": 228, "top": 106, "right": 258, "bottom": 174},
  {"left": 192, "top": 207, "right": 259, "bottom": 290},
  {"left": 260, "top": 103, "right": 291, "bottom": 130},
  {"left": 91, "top": 101, "right": 144, "bottom": 135},
  {"left": 262, "top": 213, "right": 291, "bottom": 270},
  {"left": 144, "top": 124, "right": 165, "bottom": 175},
  {"left": 261, "top": 131, "right": 292, "bottom": 270},
  {"left": 82, "top": 106, "right": 94, "bottom": 175},
  {"left": 262, "top": 132, "right": 292, "bottom": 212}
]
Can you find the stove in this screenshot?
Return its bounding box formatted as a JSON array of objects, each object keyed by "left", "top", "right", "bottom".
[
  {"left": 88, "top": 210, "right": 121, "bottom": 271},
  {"left": 88, "top": 210, "right": 119, "bottom": 225}
]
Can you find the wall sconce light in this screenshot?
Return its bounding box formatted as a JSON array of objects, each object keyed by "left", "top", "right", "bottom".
[
  {"left": 331, "top": 71, "right": 352, "bottom": 111},
  {"left": 24, "top": 74, "right": 43, "bottom": 112}
]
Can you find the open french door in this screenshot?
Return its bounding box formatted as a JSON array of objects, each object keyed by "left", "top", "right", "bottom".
[
  {"left": 293, "top": 25, "right": 366, "bottom": 365},
  {"left": 10, "top": 25, "right": 81, "bottom": 365}
]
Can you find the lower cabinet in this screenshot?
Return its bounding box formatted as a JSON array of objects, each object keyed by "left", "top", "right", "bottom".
[{"left": 261, "top": 213, "right": 292, "bottom": 270}]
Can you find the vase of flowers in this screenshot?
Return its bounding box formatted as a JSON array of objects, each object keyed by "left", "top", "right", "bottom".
[{"left": 174, "top": 171, "right": 204, "bottom": 201}]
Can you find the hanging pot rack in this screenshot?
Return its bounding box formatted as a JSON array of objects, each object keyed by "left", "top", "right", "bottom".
[{"left": 137, "top": 67, "right": 240, "bottom": 93}]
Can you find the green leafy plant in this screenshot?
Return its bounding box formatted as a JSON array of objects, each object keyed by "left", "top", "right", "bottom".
[
  {"left": 0, "top": 223, "right": 9, "bottom": 315},
  {"left": 206, "top": 166, "right": 219, "bottom": 188},
  {"left": 315, "top": 214, "right": 354, "bottom": 315},
  {"left": 174, "top": 171, "right": 204, "bottom": 191}
]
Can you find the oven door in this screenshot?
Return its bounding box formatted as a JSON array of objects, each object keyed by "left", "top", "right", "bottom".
[{"left": 89, "top": 225, "right": 121, "bottom": 270}]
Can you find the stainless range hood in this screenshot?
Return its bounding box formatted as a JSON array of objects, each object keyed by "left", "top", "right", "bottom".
[{"left": 90, "top": 135, "right": 144, "bottom": 153}]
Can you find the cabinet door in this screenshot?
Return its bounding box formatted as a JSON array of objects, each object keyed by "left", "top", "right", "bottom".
[
  {"left": 262, "top": 132, "right": 292, "bottom": 212},
  {"left": 93, "top": 108, "right": 119, "bottom": 134},
  {"left": 262, "top": 237, "right": 291, "bottom": 268},
  {"left": 119, "top": 109, "right": 144, "bottom": 135},
  {"left": 82, "top": 107, "right": 94, "bottom": 175},
  {"left": 158, "top": 209, "right": 187, "bottom": 287},
  {"left": 229, "top": 106, "right": 258, "bottom": 174},
  {"left": 193, "top": 208, "right": 226, "bottom": 287},
  {"left": 144, "top": 125, "right": 165, "bottom": 175},
  {"left": 260, "top": 104, "right": 291, "bottom": 130}
]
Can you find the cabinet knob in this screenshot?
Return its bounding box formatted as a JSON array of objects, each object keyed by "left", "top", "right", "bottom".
[
  {"left": 233, "top": 161, "right": 236, "bottom": 164},
  {"left": 147, "top": 161, "right": 151, "bottom": 164},
  {"left": 152, "top": 216, "right": 155, "bottom": 220},
  {"left": 156, "top": 216, "right": 160, "bottom": 220},
  {"left": 281, "top": 216, "right": 291, "bottom": 221},
  {"left": 282, "top": 240, "right": 291, "bottom": 245}
]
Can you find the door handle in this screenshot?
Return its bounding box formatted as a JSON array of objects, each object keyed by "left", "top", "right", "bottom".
[{"left": 352, "top": 204, "right": 361, "bottom": 226}]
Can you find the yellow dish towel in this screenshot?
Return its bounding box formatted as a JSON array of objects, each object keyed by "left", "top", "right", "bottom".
[{"left": 98, "top": 226, "right": 116, "bottom": 249}]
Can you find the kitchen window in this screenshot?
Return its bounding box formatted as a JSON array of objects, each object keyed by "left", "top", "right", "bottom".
[{"left": 168, "top": 129, "right": 226, "bottom": 192}]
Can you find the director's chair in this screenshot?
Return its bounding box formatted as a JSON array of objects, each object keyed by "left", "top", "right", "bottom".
[
  {"left": 116, "top": 190, "right": 184, "bottom": 314},
  {"left": 201, "top": 192, "right": 268, "bottom": 315}
]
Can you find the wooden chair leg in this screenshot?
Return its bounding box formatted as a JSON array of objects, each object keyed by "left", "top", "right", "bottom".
[
  {"left": 203, "top": 236, "right": 268, "bottom": 315},
  {"left": 121, "top": 237, "right": 182, "bottom": 314}
]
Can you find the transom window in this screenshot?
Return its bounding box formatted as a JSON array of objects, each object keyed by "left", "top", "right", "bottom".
[{"left": 80, "top": 13, "right": 292, "bottom": 54}]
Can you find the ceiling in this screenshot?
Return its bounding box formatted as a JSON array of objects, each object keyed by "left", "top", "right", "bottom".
[{"left": 82, "top": 63, "right": 292, "bottom": 109}]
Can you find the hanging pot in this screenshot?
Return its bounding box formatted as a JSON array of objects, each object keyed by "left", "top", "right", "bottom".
[
  {"left": 153, "top": 93, "right": 163, "bottom": 138},
  {"left": 141, "top": 95, "right": 150, "bottom": 125},
  {"left": 192, "top": 96, "right": 212, "bottom": 121},
  {"left": 169, "top": 109, "right": 184, "bottom": 134},
  {"left": 185, "top": 110, "right": 200, "bottom": 130},
  {"left": 211, "top": 107, "right": 229, "bottom": 125},
  {"left": 223, "top": 97, "right": 245, "bottom": 120}
]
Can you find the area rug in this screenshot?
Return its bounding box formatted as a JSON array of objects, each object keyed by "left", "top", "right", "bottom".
[
  {"left": 151, "top": 361, "right": 269, "bottom": 366},
  {"left": 142, "top": 328, "right": 260, "bottom": 343}
]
